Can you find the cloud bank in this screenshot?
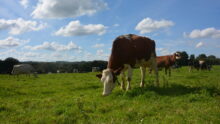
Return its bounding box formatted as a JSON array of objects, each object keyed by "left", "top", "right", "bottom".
[
  {"left": 32, "top": 0, "right": 107, "bottom": 19},
  {"left": 55, "top": 20, "right": 106, "bottom": 36},
  {"left": 186, "top": 27, "right": 220, "bottom": 39},
  {"left": 135, "top": 17, "right": 174, "bottom": 34},
  {"left": 0, "top": 18, "right": 46, "bottom": 35},
  {"left": 25, "top": 41, "right": 81, "bottom": 51}
]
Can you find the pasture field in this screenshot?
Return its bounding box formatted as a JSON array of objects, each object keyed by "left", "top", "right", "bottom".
[{"left": 0, "top": 66, "right": 220, "bottom": 124}]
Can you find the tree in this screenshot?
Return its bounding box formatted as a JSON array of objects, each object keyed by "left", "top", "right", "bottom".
[
  {"left": 207, "top": 55, "right": 217, "bottom": 65},
  {"left": 189, "top": 54, "right": 195, "bottom": 61},
  {"left": 176, "top": 51, "right": 189, "bottom": 66},
  {"left": 207, "top": 55, "right": 216, "bottom": 59},
  {"left": 196, "top": 54, "right": 207, "bottom": 60},
  {"left": 3, "top": 57, "right": 20, "bottom": 74},
  {"left": 0, "top": 59, "right": 3, "bottom": 73}
]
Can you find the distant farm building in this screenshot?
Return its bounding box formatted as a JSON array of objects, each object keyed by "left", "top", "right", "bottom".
[
  {"left": 92, "top": 67, "right": 100, "bottom": 72},
  {"left": 73, "top": 68, "right": 79, "bottom": 73}
]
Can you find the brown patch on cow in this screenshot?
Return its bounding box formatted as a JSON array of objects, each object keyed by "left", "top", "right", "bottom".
[
  {"left": 157, "top": 52, "right": 180, "bottom": 68},
  {"left": 107, "top": 34, "right": 156, "bottom": 75}
]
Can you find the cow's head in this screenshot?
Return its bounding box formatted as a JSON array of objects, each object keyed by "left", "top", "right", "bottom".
[
  {"left": 174, "top": 52, "right": 181, "bottom": 60},
  {"left": 96, "top": 69, "right": 117, "bottom": 96}
]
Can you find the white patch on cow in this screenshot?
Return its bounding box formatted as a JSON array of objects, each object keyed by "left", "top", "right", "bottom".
[
  {"left": 101, "top": 69, "right": 115, "bottom": 96},
  {"left": 121, "top": 64, "right": 133, "bottom": 90},
  {"left": 175, "top": 52, "right": 181, "bottom": 60},
  {"left": 199, "top": 60, "right": 205, "bottom": 65},
  {"left": 176, "top": 56, "right": 181, "bottom": 59},
  {"left": 123, "top": 34, "right": 132, "bottom": 40}
]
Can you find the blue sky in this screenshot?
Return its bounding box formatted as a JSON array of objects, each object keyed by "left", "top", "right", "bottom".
[{"left": 0, "top": 0, "right": 220, "bottom": 61}]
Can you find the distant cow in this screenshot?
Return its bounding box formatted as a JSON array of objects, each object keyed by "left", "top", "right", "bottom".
[
  {"left": 188, "top": 60, "right": 200, "bottom": 72},
  {"left": 189, "top": 60, "right": 211, "bottom": 72},
  {"left": 151, "top": 52, "right": 181, "bottom": 76},
  {"left": 199, "top": 60, "right": 211, "bottom": 71},
  {"left": 11, "top": 64, "right": 38, "bottom": 77},
  {"left": 96, "top": 34, "right": 159, "bottom": 96}
]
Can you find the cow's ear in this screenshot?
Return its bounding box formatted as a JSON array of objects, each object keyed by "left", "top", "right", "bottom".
[{"left": 96, "top": 74, "right": 102, "bottom": 79}]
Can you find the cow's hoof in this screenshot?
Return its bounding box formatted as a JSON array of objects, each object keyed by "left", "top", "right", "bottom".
[
  {"left": 126, "top": 87, "right": 131, "bottom": 90},
  {"left": 140, "top": 83, "right": 144, "bottom": 88},
  {"left": 121, "top": 86, "right": 126, "bottom": 90}
]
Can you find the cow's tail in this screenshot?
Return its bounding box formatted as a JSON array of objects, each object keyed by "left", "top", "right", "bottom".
[
  {"left": 152, "top": 40, "right": 157, "bottom": 57},
  {"left": 151, "top": 40, "right": 159, "bottom": 86}
]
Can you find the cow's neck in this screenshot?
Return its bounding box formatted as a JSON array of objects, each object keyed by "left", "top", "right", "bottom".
[
  {"left": 107, "top": 56, "right": 124, "bottom": 75},
  {"left": 171, "top": 55, "right": 176, "bottom": 63}
]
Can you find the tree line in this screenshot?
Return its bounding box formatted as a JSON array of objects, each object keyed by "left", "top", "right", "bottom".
[
  {"left": 0, "top": 51, "right": 219, "bottom": 74},
  {"left": 0, "top": 58, "right": 107, "bottom": 74}
]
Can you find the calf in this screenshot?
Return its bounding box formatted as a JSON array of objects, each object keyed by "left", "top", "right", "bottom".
[
  {"left": 150, "top": 52, "right": 181, "bottom": 76},
  {"left": 96, "top": 34, "right": 159, "bottom": 96}
]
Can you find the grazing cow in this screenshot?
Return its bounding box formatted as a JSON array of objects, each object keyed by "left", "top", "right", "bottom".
[
  {"left": 189, "top": 60, "right": 211, "bottom": 72},
  {"left": 199, "top": 60, "right": 211, "bottom": 71},
  {"left": 11, "top": 64, "right": 38, "bottom": 77},
  {"left": 96, "top": 34, "right": 159, "bottom": 96},
  {"left": 154, "top": 52, "right": 181, "bottom": 76},
  {"left": 188, "top": 60, "right": 200, "bottom": 72}
]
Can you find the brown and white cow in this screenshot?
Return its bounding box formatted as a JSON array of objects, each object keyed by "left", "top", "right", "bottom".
[
  {"left": 150, "top": 52, "right": 181, "bottom": 76},
  {"left": 96, "top": 34, "right": 159, "bottom": 96}
]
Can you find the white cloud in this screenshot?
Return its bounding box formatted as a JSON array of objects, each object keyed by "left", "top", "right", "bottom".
[
  {"left": 156, "top": 48, "right": 172, "bottom": 55},
  {"left": 31, "top": 0, "right": 107, "bottom": 19},
  {"left": 25, "top": 41, "right": 81, "bottom": 51},
  {"left": 113, "top": 24, "right": 119, "bottom": 27},
  {"left": 0, "top": 18, "right": 46, "bottom": 35},
  {"left": 92, "top": 43, "right": 105, "bottom": 48},
  {"left": 135, "top": 17, "right": 174, "bottom": 34},
  {"left": 20, "top": 0, "right": 29, "bottom": 8},
  {"left": 0, "top": 36, "right": 29, "bottom": 48},
  {"left": 96, "top": 49, "right": 104, "bottom": 56},
  {"left": 96, "top": 49, "right": 109, "bottom": 60},
  {"left": 186, "top": 27, "right": 220, "bottom": 39},
  {"left": 54, "top": 20, "right": 106, "bottom": 36},
  {"left": 0, "top": 49, "right": 77, "bottom": 61},
  {"left": 195, "top": 42, "right": 204, "bottom": 48}
]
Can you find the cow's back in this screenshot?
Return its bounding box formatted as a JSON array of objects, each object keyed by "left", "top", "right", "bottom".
[
  {"left": 108, "top": 34, "right": 155, "bottom": 69},
  {"left": 156, "top": 55, "right": 175, "bottom": 68}
]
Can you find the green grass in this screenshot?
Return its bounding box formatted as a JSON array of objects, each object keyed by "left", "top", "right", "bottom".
[{"left": 0, "top": 66, "right": 220, "bottom": 124}]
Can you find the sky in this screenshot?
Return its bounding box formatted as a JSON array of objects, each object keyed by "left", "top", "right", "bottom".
[{"left": 0, "top": 0, "right": 220, "bottom": 62}]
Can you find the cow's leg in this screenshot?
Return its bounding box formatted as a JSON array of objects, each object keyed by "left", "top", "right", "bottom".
[
  {"left": 189, "top": 66, "right": 192, "bottom": 72},
  {"left": 165, "top": 68, "right": 168, "bottom": 75},
  {"left": 126, "top": 66, "right": 132, "bottom": 90},
  {"left": 168, "top": 67, "right": 171, "bottom": 77},
  {"left": 151, "top": 56, "right": 159, "bottom": 86},
  {"left": 120, "top": 72, "right": 126, "bottom": 90},
  {"left": 140, "top": 66, "right": 146, "bottom": 88}
]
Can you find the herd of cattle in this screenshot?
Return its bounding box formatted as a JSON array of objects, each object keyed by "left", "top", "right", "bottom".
[
  {"left": 95, "top": 34, "right": 211, "bottom": 96},
  {"left": 10, "top": 34, "right": 211, "bottom": 96}
]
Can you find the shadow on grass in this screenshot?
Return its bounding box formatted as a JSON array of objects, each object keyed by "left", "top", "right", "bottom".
[
  {"left": 124, "top": 84, "right": 220, "bottom": 97},
  {"left": 69, "top": 85, "right": 100, "bottom": 91}
]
